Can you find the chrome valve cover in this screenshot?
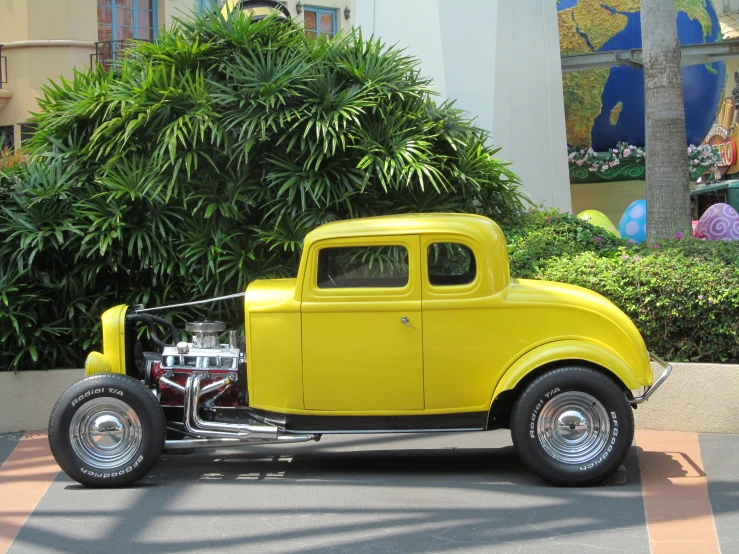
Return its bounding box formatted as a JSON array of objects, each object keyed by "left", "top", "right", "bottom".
[{"left": 161, "top": 344, "right": 240, "bottom": 371}]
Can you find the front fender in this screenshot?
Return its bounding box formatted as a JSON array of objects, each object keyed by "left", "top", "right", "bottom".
[
  {"left": 85, "top": 304, "right": 128, "bottom": 376},
  {"left": 490, "top": 339, "right": 652, "bottom": 406}
]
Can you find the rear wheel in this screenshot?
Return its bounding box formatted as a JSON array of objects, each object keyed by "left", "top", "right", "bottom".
[
  {"left": 48, "top": 373, "right": 165, "bottom": 488},
  {"left": 510, "top": 366, "right": 634, "bottom": 486}
]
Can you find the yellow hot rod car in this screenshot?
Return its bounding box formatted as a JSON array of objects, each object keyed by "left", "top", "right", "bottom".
[{"left": 48, "top": 214, "right": 671, "bottom": 487}]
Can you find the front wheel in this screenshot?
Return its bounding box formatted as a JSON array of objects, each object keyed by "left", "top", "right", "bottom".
[
  {"left": 48, "top": 373, "right": 166, "bottom": 488},
  {"left": 510, "top": 366, "right": 634, "bottom": 486}
]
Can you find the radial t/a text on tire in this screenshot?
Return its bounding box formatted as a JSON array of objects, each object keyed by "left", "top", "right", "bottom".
[
  {"left": 510, "top": 366, "right": 634, "bottom": 486},
  {"left": 48, "top": 373, "right": 166, "bottom": 488}
]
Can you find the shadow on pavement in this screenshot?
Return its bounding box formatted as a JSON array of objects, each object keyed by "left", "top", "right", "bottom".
[{"left": 9, "top": 439, "right": 657, "bottom": 554}]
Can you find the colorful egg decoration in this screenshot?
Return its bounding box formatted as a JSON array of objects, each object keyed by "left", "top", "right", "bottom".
[
  {"left": 577, "top": 210, "right": 620, "bottom": 237},
  {"left": 696, "top": 203, "right": 739, "bottom": 241},
  {"left": 618, "top": 200, "right": 647, "bottom": 243}
]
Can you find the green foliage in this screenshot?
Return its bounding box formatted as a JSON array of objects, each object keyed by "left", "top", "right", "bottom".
[
  {"left": 501, "top": 208, "right": 627, "bottom": 278},
  {"left": 501, "top": 209, "right": 739, "bottom": 363},
  {"left": 0, "top": 10, "right": 527, "bottom": 371}
]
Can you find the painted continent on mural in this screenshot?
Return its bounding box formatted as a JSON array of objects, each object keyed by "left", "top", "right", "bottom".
[{"left": 558, "top": 0, "right": 725, "bottom": 150}]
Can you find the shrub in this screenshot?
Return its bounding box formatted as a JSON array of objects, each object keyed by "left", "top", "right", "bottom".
[
  {"left": 538, "top": 249, "right": 739, "bottom": 363},
  {"left": 0, "top": 10, "right": 527, "bottom": 371},
  {"left": 500, "top": 208, "right": 626, "bottom": 278},
  {"left": 500, "top": 209, "right": 739, "bottom": 363}
]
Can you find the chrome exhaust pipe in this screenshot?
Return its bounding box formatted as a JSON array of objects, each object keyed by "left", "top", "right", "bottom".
[
  {"left": 181, "top": 374, "right": 316, "bottom": 444},
  {"left": 164, "top": 436, "right": 317, "bottom": 451}
]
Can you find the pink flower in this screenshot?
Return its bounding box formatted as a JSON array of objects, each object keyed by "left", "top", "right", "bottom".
[
  {"left": 674, "top": 232, "right": 684, "bottom": 239},
  {"left": 698, "top": 295, "right": 704, "bottom": 300},
  {"left": 624, "top": 148, "right": 631, "bottom": 157},
  {"left": 621, "top": 254, "right": 629, "bottom": 260},
  {"left": 693, "top": 159, "right": 700, "bottom": 165},
  {"left": 688, "top": 146, "right": 694, "bottom": 154},
  {"left": 577, "top": 160, "right": 584, "bottom": 166},
  {"left": 595, "top": 236, "right": 603, "bottom": 243},
  {"left": 653, "top": 243, "right": 661, "bottom": 248},
  {"left": 709, "top": 298, "right": 715, "bottom": 304}
]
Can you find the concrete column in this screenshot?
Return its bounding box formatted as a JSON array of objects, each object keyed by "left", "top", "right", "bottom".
[{"left": 355, "top": 0, "right": 572, "bottom": 211}]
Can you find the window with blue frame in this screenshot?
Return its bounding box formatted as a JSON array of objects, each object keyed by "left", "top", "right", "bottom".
[
  {"left": 97, "top": 0, "right": 158, "bottom": 42},
  {"left": 303, "top": 6, "right": 337, "bottom": 39}
]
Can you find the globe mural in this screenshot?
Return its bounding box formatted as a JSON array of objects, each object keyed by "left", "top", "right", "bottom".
[{"left": 558, "top": 0, "right": 726, "bottom": 151}]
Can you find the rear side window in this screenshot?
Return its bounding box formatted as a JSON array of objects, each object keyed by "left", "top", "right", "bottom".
[
  {"left": 427, "top": 243, "right": 476, "bottom": 286},
  {"left": 317, "top": 245, "right": 409, "bottom": 288}
]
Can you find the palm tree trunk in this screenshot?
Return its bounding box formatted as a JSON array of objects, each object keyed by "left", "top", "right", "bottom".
[{"left": 641, "top": 0, "right": 692, "bottom": 242}]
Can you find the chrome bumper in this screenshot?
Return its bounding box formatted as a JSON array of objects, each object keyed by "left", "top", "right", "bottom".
[{"left": 630, "top": 352, "right": 672, "bottom": 405}]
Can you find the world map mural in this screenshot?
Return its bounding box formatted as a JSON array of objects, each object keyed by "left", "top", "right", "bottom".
[{"left": 558, "top": 0, "right": 726, "bottom": 150}]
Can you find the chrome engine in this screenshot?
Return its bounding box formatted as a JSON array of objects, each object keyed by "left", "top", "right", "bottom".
[
  {"left": 150, "top": 321, "right": 245, "bottom": 408},
  {"left": 131, "top": 296, "right": 318, "bottom": 451}
]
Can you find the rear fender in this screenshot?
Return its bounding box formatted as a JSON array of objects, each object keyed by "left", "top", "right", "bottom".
[{"left": 490, "top": 339, "right": 643, "bottom": 408}]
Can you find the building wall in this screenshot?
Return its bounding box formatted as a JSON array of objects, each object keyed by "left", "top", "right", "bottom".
[
  {"left": 0, "top": 0, "right": 99, "bottom": 146},
  {"left": 285, "top": 1, "right": 356, "bottom": 34},
  {"left": 3, "top": 0, "right": 568, "bottom": 212},
  {"left": 354, "top": 0, "right": 572, "bottom": 211},
  {"left": 2, "top": 0, "right": 353, "bottom": 150}
]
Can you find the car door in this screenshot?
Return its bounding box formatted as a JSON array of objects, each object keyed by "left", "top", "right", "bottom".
[
  {"left": 301, "top": 235, "right": 424, "bottom": 412},
  {"left": 421, "top": 237, "right": 494, "bottom": 411}
]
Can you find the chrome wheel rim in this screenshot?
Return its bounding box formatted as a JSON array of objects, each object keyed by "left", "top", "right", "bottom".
[
  {"left": 69, "top": 398, "right": 143, "bottom": 470},
  {"left": 536, "top": 391, "right": 610, "bottom": 464}
]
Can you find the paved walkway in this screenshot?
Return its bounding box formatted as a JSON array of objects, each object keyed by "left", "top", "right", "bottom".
[{"left": 0, "top": 430, "right": 737, "bottom": 553}]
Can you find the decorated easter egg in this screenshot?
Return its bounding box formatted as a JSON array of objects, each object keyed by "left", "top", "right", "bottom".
[
  {"left": 696, "top": 203, "right": 739, "bottom": 240},
  {"left": 618, "top": 200, "right": 647, "bottom": 243},
  {"left": 577, "top": 210, "right": 620, "bottom": 237}
]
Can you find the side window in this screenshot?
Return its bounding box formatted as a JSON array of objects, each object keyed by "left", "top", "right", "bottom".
[
  {"left": 427, "top": 243, "right": 476, "bottom": 286},
  {"left": 317, "top": 245, "right": 409, "bottom": 289}
]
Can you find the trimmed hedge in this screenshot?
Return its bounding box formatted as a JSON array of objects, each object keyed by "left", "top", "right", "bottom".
[{"left": 501, "top": 209, "right": 739, "bottom": 363}]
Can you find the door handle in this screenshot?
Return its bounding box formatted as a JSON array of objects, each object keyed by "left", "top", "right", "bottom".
[{"left": 400, "top": 317, "right": 417, "bottom": 330}]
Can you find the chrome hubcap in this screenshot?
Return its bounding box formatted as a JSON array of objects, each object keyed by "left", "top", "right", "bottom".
[
  {"left": 69, "top": 398, "right": 142, "bottom": 470},
  {"left": 536, "top": 392, "right": 610, "bottom": 464}
]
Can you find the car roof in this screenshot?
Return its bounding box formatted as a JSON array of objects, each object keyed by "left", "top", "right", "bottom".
[
  {"left": 299, "top": 213, "right": 511, "bottom": 293},
  {"left": 304, "top": 213, "right": 501, "bottom": 243}
]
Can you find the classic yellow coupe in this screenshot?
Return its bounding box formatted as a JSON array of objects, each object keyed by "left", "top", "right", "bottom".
[{"left": 48, "top": 214, "right": 671, "bottom": 487}]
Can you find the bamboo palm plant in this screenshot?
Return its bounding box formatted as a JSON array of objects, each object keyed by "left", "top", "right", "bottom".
[{"left": 0, "top": 9, "right": 528, "bottom": 371}]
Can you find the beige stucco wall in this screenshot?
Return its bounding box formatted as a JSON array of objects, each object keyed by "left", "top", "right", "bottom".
[
  {"left": 160, "top": 0, "right": 198, "bottom": 30},
  {"left": 0, "top": 0, "right": 98, "bottom": 144},
  {"left": 0, "top": 369, "right": 85, "bottom": 433},
  {"left": 634, "top": 362, "right": 739, "bottom": 434},
  {"left": 0, "top": 363, "right": 736, "bottom": 434}
]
